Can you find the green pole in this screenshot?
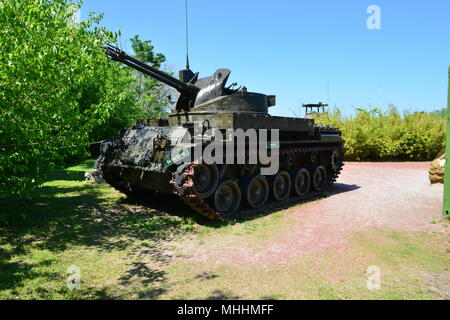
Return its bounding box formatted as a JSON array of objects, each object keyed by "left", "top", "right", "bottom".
[{"left": 444, "top": 67, "right": 450, "bottom": 216}]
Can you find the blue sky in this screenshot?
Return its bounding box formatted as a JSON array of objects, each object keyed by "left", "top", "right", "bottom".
[{"left": 81, "top": 0, "right": 450, "bottom": 117}]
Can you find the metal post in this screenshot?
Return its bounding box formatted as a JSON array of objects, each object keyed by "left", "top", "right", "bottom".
[{"left": 444, "top": 66, "right": 450, "bottom": 216}]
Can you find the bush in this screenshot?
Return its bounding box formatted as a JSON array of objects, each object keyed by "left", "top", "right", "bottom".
[{"left": 315, "top": 105, "right": 446, "bottom": 161}]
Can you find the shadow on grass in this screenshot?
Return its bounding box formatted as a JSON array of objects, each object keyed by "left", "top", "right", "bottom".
[
  {"left": 205, "top": 290, "right": 240, "bottom": 300},
  {"left": 195, "top": 271, "right": 219, "bottom": 281},
  {"left": 0, "top": 165, "right": 194, "bottom": 299},
  {"left": 0, "top": 186, "right": 195, "bottom": 252},
  {"left": 123, "top": 182, "right": 361, "bottom": 230},
  {"left": 43, "top": 168, "right": 86, "bottom": 182},
  {"left": 0, "top": 247, "right": 60, "bottom": 293},
  {"left": 119, "top": 262, "right": 165, "bottom": 285},
  {"left": 0, "top": 160, "right": 360, "bottom": 299}
]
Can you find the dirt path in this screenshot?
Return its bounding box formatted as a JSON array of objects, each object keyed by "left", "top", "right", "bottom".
[
  {"left": 153, "top": 162, "right": 448, "bottom": 299},
  {"left": 176, "top": 162, "right": 446, "bottom": 267}
]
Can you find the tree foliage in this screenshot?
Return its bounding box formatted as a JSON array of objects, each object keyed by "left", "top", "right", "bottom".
[
  {"left": 0, "top": 0, "right": 167, "bottom": 196},
  {"left": 129, "top": 35, "right": 171, "bottom": 119}
]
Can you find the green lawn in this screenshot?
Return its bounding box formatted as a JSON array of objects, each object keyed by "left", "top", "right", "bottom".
[
  {"left": 0, "top": 160, "right": 448, "bottom": 299},
  {"left": 0, "top": 160, "right": 199, "bottom": 299}
]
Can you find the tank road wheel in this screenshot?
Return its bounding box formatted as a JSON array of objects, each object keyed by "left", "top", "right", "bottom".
[
  {"left": 192, "top": 164, "right": 219, "bottom": 199},
  {"left": 214, "top": 180, "right": 241, "bottom": 219},
  {"left": 311, "top": 165, "right": 327, "bottom": 191},
  {"left": 269, "top": 170, "right": 292, "bottom": 201},
  {"left": 243, "top": 175, "right": 269, "bottom": 209},
  {"left": 291, "top": 168, "right": 311, "bottom": 197}
]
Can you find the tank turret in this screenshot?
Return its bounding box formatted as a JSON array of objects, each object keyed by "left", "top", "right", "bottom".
[{"left": 106, "top": 45, "right": 275, "bottom": 115}]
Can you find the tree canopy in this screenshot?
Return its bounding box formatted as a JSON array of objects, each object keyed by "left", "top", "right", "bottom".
[
  {"left": 129, "top": 35, "right": 172, "bottom": 119},
  {"left": 0, "top": 0, "right": 168, "bottom": 196}
]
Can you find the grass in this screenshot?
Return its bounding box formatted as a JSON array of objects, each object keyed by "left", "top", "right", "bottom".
[
  {"left": 0, "top": 160, "right": 198, "bottom": 299},
  {"left": 0, "top": 160, "right": 448, "bottom": 299},
  {"left": 161, "top": 229, "right": 449, "bottom": 300}
]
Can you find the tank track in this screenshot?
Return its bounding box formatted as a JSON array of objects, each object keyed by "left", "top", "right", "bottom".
[
  {"left": 171, "top": 145, "right": 344, "bottom": 221},
  {"left": 171, "top": 162, "right": 225, "bottom": 221}
]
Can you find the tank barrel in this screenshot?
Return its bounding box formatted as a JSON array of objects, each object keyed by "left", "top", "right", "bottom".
[
  {"left": 105, "top": 45, "right": 198, "bottom": 94},
  {"left": 105, "top": 44, "right": 200, "bottom": 111}
]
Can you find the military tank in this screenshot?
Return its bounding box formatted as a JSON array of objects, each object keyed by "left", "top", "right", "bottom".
[{"left": 95, "top": 45, "right": 344, "bottom": 220}]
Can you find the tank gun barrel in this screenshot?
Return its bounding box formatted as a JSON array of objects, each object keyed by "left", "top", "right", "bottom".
[
  {"left": 106, "top": 45, "right": 186, "bottom": 91},
  {"left": 105, "top": 45, "right": 199, "bottom": 111}
]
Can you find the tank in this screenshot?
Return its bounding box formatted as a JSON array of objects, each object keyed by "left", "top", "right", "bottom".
[{"left": 95, "top": 45, "right": 344, "bottom": 220}]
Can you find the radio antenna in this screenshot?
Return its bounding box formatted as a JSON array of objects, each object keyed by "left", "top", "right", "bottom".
[{"left": 185, "top": 0, "right": 190, "bottom": 70}]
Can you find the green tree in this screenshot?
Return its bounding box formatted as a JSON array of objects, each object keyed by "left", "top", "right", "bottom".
[
  {"left": 0, "top": 0, "right": 144, "bottom": 196},
  {"left": 430, "top": 108, "right": 447, "bottom": 117},
  {"left": 129, "top": 35, "right": 172, "bottom": 119}
]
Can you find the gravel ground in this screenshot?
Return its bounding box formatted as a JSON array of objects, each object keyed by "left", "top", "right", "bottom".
[
  {"left": 276, "top": 161, "right": 446, "bottom": 258},
  {"left": 179, "top": 162, "right": 446, "bottom": 266}
]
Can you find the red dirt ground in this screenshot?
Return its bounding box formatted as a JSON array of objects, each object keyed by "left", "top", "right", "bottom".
[
  {"left": 273, "top": 162, "right": 445, "bottom": 257},
  {"left": 180, "top": 162, "right": 446, "bottom": 266}
]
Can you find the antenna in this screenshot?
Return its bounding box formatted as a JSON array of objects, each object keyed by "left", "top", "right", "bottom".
[
  {"left": 185, "top": 0, "right": 190, "bottom": 70},
  {"left": 327, "top": 80, "right": 330, "bottom": 105}
]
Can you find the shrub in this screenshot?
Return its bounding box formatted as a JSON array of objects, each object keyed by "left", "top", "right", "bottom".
[{"left": 315, "top": 105, "right": 446, "bottom": 161}]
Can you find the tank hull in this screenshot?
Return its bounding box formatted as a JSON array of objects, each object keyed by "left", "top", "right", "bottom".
[{"left": 97, "top": 112, "right": 344, "bottom": 220}]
